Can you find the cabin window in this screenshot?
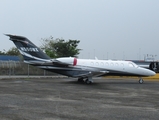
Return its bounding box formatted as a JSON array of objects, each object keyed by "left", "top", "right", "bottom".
[
  {"left": 121, "top": 63, "right": 124, "bottom": 66},
  {"left": 115, "top": 63, "right": 118, "bottom": 66},
  {"left": 96, "top": 62, "right": 99, "bottom": 66},
  {"left": 110, "top": 63, "right": 114, "bottom": 66},
  {"left": 101, "top": 62, "right": 104, "bottom": 66},
  {"left": 105, "top": 62, "right": 109, "bottom": 66},
  {"left": 91, "top": 62, "right": 94, "bottom": 66}
]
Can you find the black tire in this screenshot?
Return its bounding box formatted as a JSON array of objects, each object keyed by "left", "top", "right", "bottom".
[
  {"left": 85, "top": 79, "right": 92, "bottom": 84},
  {"left": 139, "top": 79, "right": 144, "bottom": 84}
]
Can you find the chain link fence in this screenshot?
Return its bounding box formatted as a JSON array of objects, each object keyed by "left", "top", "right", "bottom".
[{"left": 0, "top": 61, "right": 56, "bottom": 76}]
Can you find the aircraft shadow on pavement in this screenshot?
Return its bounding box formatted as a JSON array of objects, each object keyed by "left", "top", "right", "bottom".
[{"left": 61, "top": 79, "right": 147, "bottom": 85}]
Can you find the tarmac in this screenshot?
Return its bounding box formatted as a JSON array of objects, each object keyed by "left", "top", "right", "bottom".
[{"left": 0, "top": 76, "right": 159, "bottom": 120}]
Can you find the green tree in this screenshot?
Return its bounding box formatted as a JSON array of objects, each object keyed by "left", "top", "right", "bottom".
[
  {"left": 0, "top": 51, "right": 6, "bottom": 55},
  {"left": 41, "top": 36, "right": 81, "bottom": 58},
  {"left": 6, "top": 47, "right": 20, "bottom": 56}
]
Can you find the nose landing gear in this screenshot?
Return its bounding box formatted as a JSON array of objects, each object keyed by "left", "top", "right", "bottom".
[{"left": 139, "top": 77, "right": 144, "bottom": 84}]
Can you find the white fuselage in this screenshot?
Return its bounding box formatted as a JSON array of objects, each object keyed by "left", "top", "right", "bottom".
[{"left": 55, "top": 57, "right": 156, "bottom": 77}]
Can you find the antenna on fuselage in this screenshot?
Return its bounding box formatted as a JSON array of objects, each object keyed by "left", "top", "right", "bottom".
[{"left": 95, "top": 57, "right": 98, "bottom": 60}]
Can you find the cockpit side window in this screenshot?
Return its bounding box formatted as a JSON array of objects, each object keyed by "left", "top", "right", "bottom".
[
  {"left": 128, "top": 62, "right": 138, "bottom": 68},
  {"left": 128, "top": 63, "right": 134, "bottom": 67}
]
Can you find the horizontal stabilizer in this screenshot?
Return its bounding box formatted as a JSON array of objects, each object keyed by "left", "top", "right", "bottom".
[{"left": 5, "top": 34, "right": 27, "bottom": 41}]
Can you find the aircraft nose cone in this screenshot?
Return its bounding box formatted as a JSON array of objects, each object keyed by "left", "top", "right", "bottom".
[
  {"left": 150, "top": 70, "right": 156, "bottom": 76},
  {"left": 140, "top": 67, "right": 156, "bottom": 76},
  {"left": 147, "top": 69, "right": 156, "bottom": 76}
]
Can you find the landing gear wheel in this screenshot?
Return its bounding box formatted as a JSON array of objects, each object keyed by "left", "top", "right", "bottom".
[
  {"left": 85, "top": 79, "right": 92, "bottom": 84},
  {"left": 139, "top": 78, "right": 144, "bottom": 84},
  {"left": 78, "top": 78, "right": 84, "bottom": 83}
]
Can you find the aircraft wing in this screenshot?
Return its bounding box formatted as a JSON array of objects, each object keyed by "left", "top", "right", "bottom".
[
  {"left": 72, "top": 71, "right": 109, "bottom": 78},
  {"left": 24, "top": 60, "right": 53, "bottom": 65}
]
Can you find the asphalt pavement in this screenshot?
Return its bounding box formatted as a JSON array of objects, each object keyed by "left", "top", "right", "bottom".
[{"left": 0, "top": 77, "right": 158, "bottom": 120}]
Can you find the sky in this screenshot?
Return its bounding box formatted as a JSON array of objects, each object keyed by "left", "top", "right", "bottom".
[{"left": 0, "top": 0, "right": 159, "bottom": 60}]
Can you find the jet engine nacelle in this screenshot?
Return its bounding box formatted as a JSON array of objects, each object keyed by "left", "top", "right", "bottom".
[
  {"left": 149, "top": 62, "right": 159, "bottom": 73},
  {"left": 55, "top": 57, "right": 77, "bottom": 66}
]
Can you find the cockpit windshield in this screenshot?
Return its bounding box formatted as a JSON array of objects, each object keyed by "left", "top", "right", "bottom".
[{"left": 128, "top": 62, "right": 139, "bottom": 68}]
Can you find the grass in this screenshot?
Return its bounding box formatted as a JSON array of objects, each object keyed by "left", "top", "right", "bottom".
[{"left": 104, "top": 74, "right": 159, "bottom": 81}]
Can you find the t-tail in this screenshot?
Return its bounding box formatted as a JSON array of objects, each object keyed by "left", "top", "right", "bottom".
[{"left": 5, "top": 34, "right": 51, "bottom": 62}]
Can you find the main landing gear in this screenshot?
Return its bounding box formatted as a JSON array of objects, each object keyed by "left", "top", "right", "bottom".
[
  {"left": 78, "top": 77, "right": 93, "bottom": 84},
  {"left": 139, "top": 77, "right": 144, "bottom": 84}
]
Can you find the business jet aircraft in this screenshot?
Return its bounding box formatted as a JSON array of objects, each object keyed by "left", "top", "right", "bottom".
[{"left": 5, "top": 34, "right": 156, "bottom": 84}]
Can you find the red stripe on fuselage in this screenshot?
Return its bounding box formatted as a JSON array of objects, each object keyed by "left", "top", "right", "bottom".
[{"left": 73, "top": 58, "right": 77, "bottom": 66}]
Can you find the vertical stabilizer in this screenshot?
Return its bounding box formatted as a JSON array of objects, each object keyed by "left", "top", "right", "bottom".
[{"left": 5, "top": 34, "right": 50, "bottom": 61}]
